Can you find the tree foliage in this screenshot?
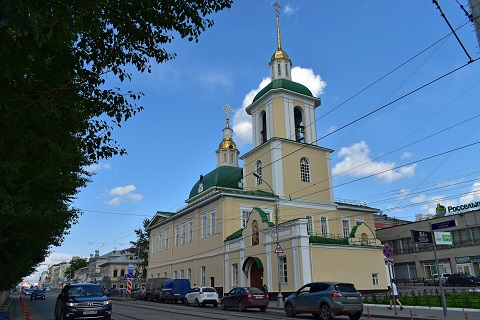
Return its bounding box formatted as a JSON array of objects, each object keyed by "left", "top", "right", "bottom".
[
  {"left": 64, "top": 258, "right": 88, "bottom": 280},
  {"left": 0, "top": 0, "right": 232, "bottom": 290},
  {"left": 130, "top": 218, "right": 151, "bottom": 281}
]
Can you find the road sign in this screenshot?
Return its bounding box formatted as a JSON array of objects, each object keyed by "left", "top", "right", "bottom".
[
  {"left": 384, "top": 258, "right": 394, "bottom": 265},
  {"left": 431, "top": 220, "right": 457, "bottom": 230},
  {"left": 382, "top": 244, "right": 393, "bottom": 258},
  {"left": 274, "top": 242, "right": 284, "bottom": 253}
]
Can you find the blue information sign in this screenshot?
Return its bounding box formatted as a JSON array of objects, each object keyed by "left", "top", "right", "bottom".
[{"left": 431, "top": 220, "right": 457, "bottom": 230}]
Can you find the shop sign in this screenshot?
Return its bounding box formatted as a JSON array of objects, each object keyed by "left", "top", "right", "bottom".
[
  {"left": 411, "top": 230, "right": 433, "bottom": 244},
  {"left": 455, "top": 257, "right": 471, "bottom": 264},
  {"left": 434, "top": 232, "right": 452, "bottom": 245},
  {"left": 447, "top": 201, "right": 480, "bottom": 213}
]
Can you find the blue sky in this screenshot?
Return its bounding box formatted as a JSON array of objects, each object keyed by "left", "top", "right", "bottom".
[{"left": 27, "top": 1, "right": 480, "bottom": 283}]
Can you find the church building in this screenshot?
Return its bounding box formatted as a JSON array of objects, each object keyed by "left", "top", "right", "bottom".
[{"left": 146, "top": 5, "right": 387, "bottom": 297}]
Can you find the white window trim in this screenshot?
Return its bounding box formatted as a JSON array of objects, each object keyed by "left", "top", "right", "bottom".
[
  {"left": 210, "top": 209, "right": 216, "bottom": 235},
  {"left": 188, "top": 219, "right": 194, "bottom": 242},
  {"left": 320, "top": 216, "right": 329, "bottom": 236},
  {"left": 174, "top": 225, "right": 180, "bottom": 246},
  {"left": 181, "top": 222, "right": 187, "bottom": 245},
  {"left": 158, "top": 232, "right": 163, "bottom": 252},
  {"left": 202, "top": 213, "right": 208, "bottom": 238}
]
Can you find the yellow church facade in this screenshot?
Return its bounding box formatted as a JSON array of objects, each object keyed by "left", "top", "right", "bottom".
[{"left": 146, "top": 6, "right": 387, "bottom": 298}]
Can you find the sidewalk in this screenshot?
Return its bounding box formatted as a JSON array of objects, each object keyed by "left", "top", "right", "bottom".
[{"left": 268, "top": 301, "right": 479, "bottom": 319}]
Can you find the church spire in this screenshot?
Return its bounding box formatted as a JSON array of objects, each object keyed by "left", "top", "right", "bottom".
[
  {"left": 270, "top": 2, "right": 292, "bottom": 80},
  {"left": 216, "top": 104, "right": 240, "bottom": 167}
]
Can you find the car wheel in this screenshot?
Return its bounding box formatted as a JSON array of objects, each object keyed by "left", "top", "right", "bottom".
[
  {"left": 213, "top": 301, "right": 218, "bottom": 307},
  {"left": 185, "top": 298, "right": 189, "bottom": 306},
  {"left": 349, "top": 311, "right": 362, "bottom": 320},
  {"left": 202, "top": 301, "right": 206, "bottom": 307},
  {"left": 260, "top": 307, "right": 267, "bottom": 312},
  {"left": 238, "top": 301, "right": 247, "bottom": 312},
  {"left": 221, "top": 301, "right": 227, "bottom": 310},
  {"left": 195, "top": 299, "right": 201, "bottom": 307},
  {"left": 320, "top": 304, "right": 332, "bottom": 320},
  {"left": 285, "top": 302, "right": 296, "bottom": 317}
]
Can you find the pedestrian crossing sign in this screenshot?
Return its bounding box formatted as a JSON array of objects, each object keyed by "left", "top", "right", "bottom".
[{"left": 274, "top": 243, "right": 284, "bottom": 253}]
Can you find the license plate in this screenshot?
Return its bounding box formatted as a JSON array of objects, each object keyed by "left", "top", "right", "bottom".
[
  {"left": 347, "top": 297, "right": 357, "bottom": 300},
  {"left": 83, "top": 311, "right": 97, "bottom": 315},
  {"left": 254, "top": 295, "right": 264, "bottom": 299}
]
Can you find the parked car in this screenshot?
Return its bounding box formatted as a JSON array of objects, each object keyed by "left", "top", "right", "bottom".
[
  {"left": 131, "top": 287, "right": 145, "bottom": 300},
  {"left": 30, "top": 289, "right": 46, "bottom": 300},
  {"left": 159, "top": 279, "right": 191, "bottom": 303},
  {"left": 54, "top": 283, "right": 112, "bottom": 320},
  {"left": 144, "top": 277, "right": 168, "bottom": 301},
  {"left": 424, "top": 273, "right": 451, "bottom": 286},
  {"left": 0, "top": 311, "right": 11, "bottom": 320},
  {"left": 447, "top": 273, "right": 480, "bottom": 286},
  {"left": 23, "top": 288, "right": 33, "bottom": 295},
  {"left": 284, "top": 282, "right": 363, "bottom": 320},
  {"left": 184, "top": 286, "right": 218, "bottom": 307},
  {"left": 220, "top": 287, "right": 269, "bottom": 312}
]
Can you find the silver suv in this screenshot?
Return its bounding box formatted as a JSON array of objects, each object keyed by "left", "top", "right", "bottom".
[
  {"left": 284, "top": 282, "right": 363, "bottom": 320},
  {"left": 184, "top": 286, "right": 218, "bottom": 307}
]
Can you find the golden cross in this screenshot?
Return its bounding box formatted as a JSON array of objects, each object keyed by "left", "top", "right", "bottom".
[{"left": 223, "top": 104, "right": 232, "bottom": 119}]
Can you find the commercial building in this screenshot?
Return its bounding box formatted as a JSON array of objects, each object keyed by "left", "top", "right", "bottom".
[
  {"left": 376, "top": 206, "right": 480, "bottom": 280},
  {"left": 146, "top": 7, "right": 387, "bottom": 297}
]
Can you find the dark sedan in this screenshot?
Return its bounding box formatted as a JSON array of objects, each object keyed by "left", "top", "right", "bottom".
[
  {"left": 54, "top": 283, "right": 112, "bottom": 320},
  {"left": 447, "top": 273, "right": 480, "bottom": 286},
  {"left": 30, "top": 289, "right": 46, "bottom": 300},
  {"left": 220, "top": 287, "right": 269, "bottom": 312},
  {"left": 284, "top": 282, "right": 363, "bottom": 320}
]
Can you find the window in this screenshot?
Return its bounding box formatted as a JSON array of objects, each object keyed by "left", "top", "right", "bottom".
[
  {"left": 372, "top": 273, "right": 380, "bottom": 286},
  {"left": 188, "top": 220, "right": 194, "bottom": 242},
  {"left": 285, "top": 62, "right": 289, "bottom": 76},
  {"left": 181, "top": 223, "right": 186, "bottom": 245},
  {"left": 180, "top": 270, "right": 184, "bottom": 279},
  {"left": 256, "top": 161, "right": 262, "bottom": 185},
  {"left": 174, "top": 271, "right": 177, "bottom": 279},
  {"left": 158, "top": 232, "right": 163, "bottom": 252},
  {"left": 306, "top": 215, "right": 314, "bottom": 235},
  {"left": 300, "top": 157, "right": 310, "bottom": 182},
  {"left": 342, "top": 218, "right": 351, "bottom": 237},
  {"left": 232, "top": 264, "right": 238, "bottom": 286},
  {"left": 113, "top": 270, "right": 118, "bottom": 277},
  {"left": 242, "top": 209, "right": 250, "bottom": 228},
  {"left": 201, "top": 266, "right": 206, "bottom": 286},
  {"left": 210, "top": 209, "right": 216, "bottom": 235},
  {"left": 279, "top": 256, "right": 288, "bottom": 284},
  {"left": 223, "top": 153, "right": 226, "bottom": 163},
  {"left": 320, "top": 216, "right": 328, "bottom": 236},
  {"left": 261, "top": 112, "right": 267, "bottom": 144},
  {"left": 202, "top": 213, "right": 208, "bottom": 238},
  {"left": 174, "top": 225, "right": 180, "bottom": 246},
  {"left": 165, "top": 228, "right": 170, "bottom": 249},
  {"left": 294, "top": 107, "right": 305, "bottom": 142},
  {"left": 120, "top": 269, "right": 125, "bottom": 277},
  {"left": 277, "top": 63, "right": 281, "bottom": 75},
  {"left": 151, "top": 234, "right": 156, "bottom": 254}
]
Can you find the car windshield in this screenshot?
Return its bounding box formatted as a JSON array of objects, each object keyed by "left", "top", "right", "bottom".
[
  {"left": 203, "top": 288, "right": 216, "bottom": 292},
  {"left": 69, "top": 286, "right": 105, "bottom": 297},
  {"left": 245, "top": 287, "right": 263, "bottom": 293}
]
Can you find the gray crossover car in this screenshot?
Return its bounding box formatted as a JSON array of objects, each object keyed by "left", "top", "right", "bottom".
[{"left": 284, "top": 282, "right": 363, "bottom": 320}]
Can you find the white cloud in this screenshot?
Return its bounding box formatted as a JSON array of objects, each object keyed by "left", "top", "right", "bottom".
[
  {"left": 283, "top": 4, "right": 297, "bottom": 15},
  {"left": 397, "top": 188, "right": 410, "bottom": 200},
  {"left": 104, "top": 185, "right": 143, "bottom": 206},
  {"left": 231, "top": 67, "right": 326, "bottom": 147},
  {"left": 332, "top": 141, "right": 416, "bottom": 182},
  {"left": 459, "top": 180, "right": 480, "bottom": 203},
  {"left": 400, "top": 152, "right": 413, "bottom": 159},
  {"left": 85, "top": 162, "right": 111, "bottom": 172}
]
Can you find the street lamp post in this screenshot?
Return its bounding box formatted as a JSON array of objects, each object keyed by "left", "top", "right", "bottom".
[{"left": 253, "top": 172, "right": 283, "bottom": 307}]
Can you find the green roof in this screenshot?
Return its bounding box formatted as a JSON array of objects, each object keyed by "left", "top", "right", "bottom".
[
  {"left": 254, "top": 207, "right": 275, "bottom": 227},
  {"left": 253, "top": 78, "right": 313, "bottom": 103},
  {"left": 189, "top": 166, "right": 243, "bottom": 199}
]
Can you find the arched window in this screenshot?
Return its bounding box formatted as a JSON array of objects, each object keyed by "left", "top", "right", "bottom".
[
  {"left": 294, "top": 107, "right": 305, "bottom": 142},
  {"left": 277, "top": 63, "right": 281, "bottom": 76},
  {"left": 256, "top": 161, "right": 262, "bottom": 185},
  {"left": 260, "top": 111, "right": 267, "bottom": 144},
  {"left": 252, "top": 221, "right": 259, "bottom": 246},
  {"left": 300, "top": 157, "right": 310, "bottom": 182},
  {"left": 285, "top": 62, "right": 289, "bottom": 76}
]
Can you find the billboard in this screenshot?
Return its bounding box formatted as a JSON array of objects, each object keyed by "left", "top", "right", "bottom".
[
  {"left": 411, "top": 230, "right": 433, "bottom": 244},
  {"left": 434, "top": 232, "right": 453, "bottom": 245}
]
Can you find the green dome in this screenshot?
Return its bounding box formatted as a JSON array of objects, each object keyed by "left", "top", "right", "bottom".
[
  {"left": 189, "top": 166, "right": 243, "bottom": 199},
  {"left": 253, "top": 78, "right": 313, "bottom": 103}
]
